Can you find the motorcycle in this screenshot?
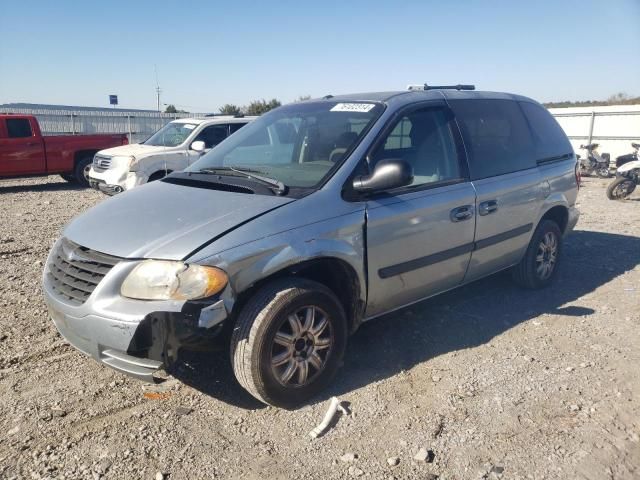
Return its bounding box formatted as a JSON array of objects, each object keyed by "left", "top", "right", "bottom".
[
  {"left": 606, "top": 156, "right": 640, "bottom": 200},
  {"left": 578, "top": 143, "right": 611, "bottom": 178},
  {"left": 614, "top": 142, "right": 639, "bottom": 169}
]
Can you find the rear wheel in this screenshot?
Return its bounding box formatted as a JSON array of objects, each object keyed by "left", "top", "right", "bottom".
[
  {"left": 230, "top": 278, "right": 347, "bottom": 408},
  {"left": 512, "top": 220, "right": 562, "bottom": 289},
  {"left": 73, "top": 155, "right": 93, "bottom": 187},
  {"left": 606, "top": 177, "right": 636, "bottom": 200},
  {"left": 59, "top": 173, "right": 76, "bottom": 183}
]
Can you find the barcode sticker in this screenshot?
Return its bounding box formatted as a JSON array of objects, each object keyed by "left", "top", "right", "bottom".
[
  {"left": 330, "top": 103, "right": 376, "bottom": 113},
  {"left": 182, "top": 124, "right": 196, "bottom": 130}
]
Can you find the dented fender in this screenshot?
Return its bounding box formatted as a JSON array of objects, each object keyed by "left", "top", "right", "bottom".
[{"left": 192, "top": 209, "right": 368, "bottom": 320}]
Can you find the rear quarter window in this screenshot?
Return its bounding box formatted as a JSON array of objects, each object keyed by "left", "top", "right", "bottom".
[
  {"left": 450, "top": 99, "right": 535, "bottom": 180},
  {"left": 519, "top": 101, "right": 573, "bottom": 161}
]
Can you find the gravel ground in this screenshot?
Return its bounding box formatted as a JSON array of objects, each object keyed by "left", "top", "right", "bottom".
[{"left": 0, "top": 175, "right": 638, "bottom": 480}]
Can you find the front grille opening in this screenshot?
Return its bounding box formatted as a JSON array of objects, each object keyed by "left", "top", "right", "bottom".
[{"left": 47, "top": 239, "right": 121, "bottom": 305}]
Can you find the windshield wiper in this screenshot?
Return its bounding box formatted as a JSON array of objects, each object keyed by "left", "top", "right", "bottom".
[{"left": 198, "top": 167, "right": 287, "bottom": 195}]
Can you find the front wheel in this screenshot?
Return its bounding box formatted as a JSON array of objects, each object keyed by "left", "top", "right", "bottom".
[
  {"left": 512, "top": 220, "right": 562, "bottom": 289},
  {"left": 596, "top": 165, "right": 610, "bottom": 178},
  {"left": 230, "top": 278, "right": 348, "bottom": 408},
  {"left": 606, "top": 177, "right": 636, "bottom": 200}
]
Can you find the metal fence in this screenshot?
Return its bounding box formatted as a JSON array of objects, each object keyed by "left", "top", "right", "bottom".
[
  {"left": 0, "top": 107, "right": 208, "bottom": 144},
  {"left": 550, "top": 106, "right": 640, "bottom": 162}
]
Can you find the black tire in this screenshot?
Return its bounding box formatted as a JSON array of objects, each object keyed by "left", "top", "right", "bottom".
[
  {"left": 595, "top": 166, "right": 610, "bottom": 178},
  {"left": 230, "top": 278, "right": 348, "bottom": 408},
  {"left": 606, "top": 177, "right": 636, "bottom": 200},
  {"left": 148, "top": 170, "right": 169, "bottom": 182},
  {"left": 73, "top": 155, "right": 93, "bottom": 187},
  {"left": 59, "top": 173, "right": 77, "bottom": 183},
  {"left": 512, "top": 220, "right": 562, "bottom": 289}
]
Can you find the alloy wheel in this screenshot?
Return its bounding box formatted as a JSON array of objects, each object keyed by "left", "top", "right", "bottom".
[
  {"left": 270, "top": 306, "right": 333, "bottom": 387},
  {"left": 535, "top": 231, "right": 558, "bottom": 280}
]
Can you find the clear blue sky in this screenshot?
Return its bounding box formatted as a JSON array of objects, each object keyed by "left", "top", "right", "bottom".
[{"left": 1, "top": 0, "right": 639, "bottom": 112}]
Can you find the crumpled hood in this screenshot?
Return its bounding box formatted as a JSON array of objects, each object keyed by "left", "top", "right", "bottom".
[
  {"left": 63, "top": 181, "right": 293, "bottom": 260},
  {"left": 97, "top": 144, "right": 172, "bottom": 158}
]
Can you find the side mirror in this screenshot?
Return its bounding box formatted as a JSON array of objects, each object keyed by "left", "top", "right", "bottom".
[
  {"left": 191, "top": 140, "right": 206, "bottom": 152},
  {"left": 352, "top": 159, "right": 413, "bottom": 193}
]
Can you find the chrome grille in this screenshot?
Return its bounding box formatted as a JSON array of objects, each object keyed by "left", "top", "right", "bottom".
[
  {"left": 92, "top": 155, "right": 112, "bottom": 171},
  {"left": 47, "top": 238, "right": 120, "bottom": 305}
]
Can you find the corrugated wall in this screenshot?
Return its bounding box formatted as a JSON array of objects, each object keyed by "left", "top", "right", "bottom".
[
  {"left": 549, "top": 104, "right": 640, "bottom": 162},
  {"left": 0, "top": 107, "right": 208, "bottom": 144}
]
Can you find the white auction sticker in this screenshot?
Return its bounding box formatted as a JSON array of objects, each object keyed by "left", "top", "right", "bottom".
[
  {"left": 330, "top": 103, "right": 376, "bottom": 113},
  {"left": 182, "top": 124, "right": 196, "bottom": 130}
]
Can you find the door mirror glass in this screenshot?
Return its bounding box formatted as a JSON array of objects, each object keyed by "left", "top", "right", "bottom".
[
  {"left": 352, "top": 159, "right": 413, "bottom": 193},
  {"left": 190, "top": 140, "right": 206, "bottom": 152}
]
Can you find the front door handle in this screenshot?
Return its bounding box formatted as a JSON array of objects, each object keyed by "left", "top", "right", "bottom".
[
  {"left": 450, "top": 205, "right": 474, "bottom": 222},
  {"left": 478, "top": 200, "right": 498, "bottom": 216}
]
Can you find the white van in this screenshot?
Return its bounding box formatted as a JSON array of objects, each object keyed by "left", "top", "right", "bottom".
[{"left": 88, "top": 116, "right": 255, "bottom": 194}]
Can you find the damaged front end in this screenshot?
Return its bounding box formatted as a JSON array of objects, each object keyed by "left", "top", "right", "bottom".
[{"left": 128, "top": 298, "right": 230, "bottom": 376}]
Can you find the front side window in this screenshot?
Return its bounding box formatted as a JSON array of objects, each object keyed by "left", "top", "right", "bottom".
[
  {"left": 370, "top": 108, "right": 460, "bottom": 187},
  {"left": 6, "top": 118, "right": 33, "bottom": 138},
  {"left": 188, "top": 102, "right": 384, "bottom": 189},
  {"left": 194, "top": 125, "right": 228, "bottom": 148},
  {"left": 144, "top": 122, "right": 199, "bottom": 147},
  {"left": 450, "top": 99, "right": 535, "bottom": 179}
]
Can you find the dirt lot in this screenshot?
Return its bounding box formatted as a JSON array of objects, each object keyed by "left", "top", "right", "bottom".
[{"left": 0, "top": 175, "right": 638, "bottom": 480}]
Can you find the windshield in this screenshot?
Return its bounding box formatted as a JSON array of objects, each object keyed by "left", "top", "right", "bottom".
[
  {"left": 144, "top": 121, "right": 199, "bottom": 147},
  {"left": 186, "top": 101, "right": 384, "bottom": 189}
]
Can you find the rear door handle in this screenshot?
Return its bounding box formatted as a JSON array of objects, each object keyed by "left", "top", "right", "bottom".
[
  {"left": 450, "top": 205, "right": 474, "bottom": 222},
  {"left": 478, "top": 200, "right": 498, "bottom": 216}
]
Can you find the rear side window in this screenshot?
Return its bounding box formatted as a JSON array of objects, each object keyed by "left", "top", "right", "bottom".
[
  {"left": 519, "top": 101, "right": 572, "bottom": 161},
  {"left": 451, "top": 99, "right": 535, "bottom": 179},
  {"left": 6, "top": 118, "right": 33, "bottom": 138}
]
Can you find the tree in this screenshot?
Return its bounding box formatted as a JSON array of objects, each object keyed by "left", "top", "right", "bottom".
[
  {"left": 164, "top": 104, "right": 177, "bottom": 113},
  {"left": 244, "top": 98, "right": 282, "bottom": 116},
  {"left": 219, "top": 104, "right": 242, "bottom": 115},
  {"left": 296, "top": 95, "right": 311, "bottom": 102}
]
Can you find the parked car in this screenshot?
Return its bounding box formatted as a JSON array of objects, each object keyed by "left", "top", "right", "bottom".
[
  {"left": 88, "top": 115, "right": 255, "bottom": 194},
  {"left": 0, "top": 114, "right": 128, "bottom": 186},
  {"left": 43, "top": 87, "right": 579, "bottom": 408}
]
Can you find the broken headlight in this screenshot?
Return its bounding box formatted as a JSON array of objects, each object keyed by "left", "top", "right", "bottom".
[{"left": 120, "top": 260, "right": 228, "bottom": 300}]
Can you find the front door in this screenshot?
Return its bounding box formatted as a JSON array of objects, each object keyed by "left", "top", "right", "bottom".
[
  {"left": 0, "top": 117, "right": 45, "bottom": 176},
  {"left": 364, "top": 104, "right": 476, "bottom": 318}
]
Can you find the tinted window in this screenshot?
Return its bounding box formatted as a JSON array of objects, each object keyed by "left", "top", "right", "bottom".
[
  {"left": 519, "top": 101, "right": 572, "bottom": 160},
  {"left": 229, "top": 123, "right": 247, "bottom": 134},
  {"left": 6, "top": 118, "right": 33, "bottom": 138},
  {"left": 451, "top": 99, "right": 535, "bottom": 179},
  {"left": 194, "top": 125, "right": 228, "bottom": 148},
  {"left": 372, "top": 108, "right": 460, "bottom": 187}
]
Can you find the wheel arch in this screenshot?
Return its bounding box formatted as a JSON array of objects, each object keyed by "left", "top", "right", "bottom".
[
  {"left": 539, "top": 204, "right": 569, "bottom": 234},
  {"left": 73, "top": 149, "right": 98, "bottom": 166},
  {"left": 231, "top": 256, "right": 365, "bottom": 335}
]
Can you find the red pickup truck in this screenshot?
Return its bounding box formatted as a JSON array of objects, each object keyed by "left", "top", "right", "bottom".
[{"left": 0, "top": 114, "right": 128, "bottom": 186}]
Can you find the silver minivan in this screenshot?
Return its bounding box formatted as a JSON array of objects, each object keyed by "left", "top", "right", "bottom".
[{"left": 43, "top": 86, "right": 579, "bottom": 407}]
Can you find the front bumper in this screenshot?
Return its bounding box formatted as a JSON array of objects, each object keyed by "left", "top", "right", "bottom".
[
  {"left": 42, "top": 241, "right": 231, "bottom": 382},
  {"left": 88, "top": 167, "right": 140, "bottom": 194}
]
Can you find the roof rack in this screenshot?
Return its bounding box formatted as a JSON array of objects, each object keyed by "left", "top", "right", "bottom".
[
  {"left": 204, "top": 113, "right": 245, "bottom": 118},
  {"left": 407, "top": 84, "right": 476, "bottom": 91}
]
